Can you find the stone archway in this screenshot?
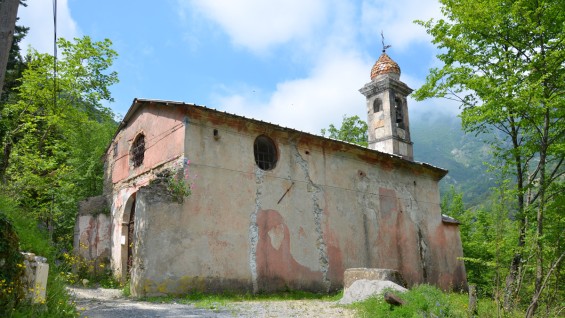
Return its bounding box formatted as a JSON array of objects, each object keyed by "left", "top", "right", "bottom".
[{"left": 121, "top": 193, "right": 136, "bottom": 281}]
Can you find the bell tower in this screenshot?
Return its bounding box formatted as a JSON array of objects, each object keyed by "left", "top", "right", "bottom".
[{"left": 359, "top": 47, "right": 413, "bottom": 161}]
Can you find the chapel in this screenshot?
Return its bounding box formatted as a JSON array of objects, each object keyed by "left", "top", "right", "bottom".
[{"left": 74, "top": 50, "right": 467, "bottom": 296}]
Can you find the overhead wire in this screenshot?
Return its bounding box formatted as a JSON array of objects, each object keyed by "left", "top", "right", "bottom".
[{"left": 52, "top": 0, "right": 57, "bottom": 110}]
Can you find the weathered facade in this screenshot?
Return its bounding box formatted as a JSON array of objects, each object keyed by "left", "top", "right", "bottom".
[
  {"left": 87, "top": 52, "right": 466, "bottom": 297},
  {"left": 73, "top": 195, "right": 112, "bottom": 273}
]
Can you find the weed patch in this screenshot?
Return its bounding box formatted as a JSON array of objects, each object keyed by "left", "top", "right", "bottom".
[
  {"left": 1, "top": 195, "right": 78, "bottom": 317},
  {"left": 350, "top": 284, "right": 526, "bottom": 318}
]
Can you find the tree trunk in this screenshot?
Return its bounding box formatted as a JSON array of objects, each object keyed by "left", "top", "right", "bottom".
[
  {"left": 0, "top": 0, "right": 20, "bottom": 100},
  {"left": 503, "top": 116, "right": 526, "bottom": 311},
  {"left": 525, "top": 106, "right": 550, "bottom": 318}
]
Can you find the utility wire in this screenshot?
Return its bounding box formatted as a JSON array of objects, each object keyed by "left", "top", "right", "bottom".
[{"left": 52, "top": 0, "right": 57, "bottom": 110}]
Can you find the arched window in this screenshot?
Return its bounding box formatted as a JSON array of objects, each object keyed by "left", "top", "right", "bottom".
[
  {"left": 373, "top": 98, "right": 382, "bottom": 112},
  {"left": 131, "top": 134, "right": 145, "bottom": 168},
  {"left": 254, "top": 135, "right": 277, "bottom": 170}
]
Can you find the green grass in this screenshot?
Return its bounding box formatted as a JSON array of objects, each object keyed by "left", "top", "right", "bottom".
[
  {"left": 142, "top": 289, "right": 342, "bottom": 309},
  {"left": 349, "top": 284, "right": 526, "bottom": 318},
  {"left": 1, "top": 195, "right": 79, "bottom": 317}
]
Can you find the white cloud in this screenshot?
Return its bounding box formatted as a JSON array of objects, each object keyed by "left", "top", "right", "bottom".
[
  {"left": 17, "top": 0, "right": 79, "bottom": 54},
  {"left": 180, "top": 0, "right": 453, "bottom": 134},
  {"left": 215, "top": 48, "right": 371, "bottom": 134},
  {"left": 360, "top": 0, "right": 442, "bottom": 51},
  {"left": 181, "top": 0, "right": 329, "bottom": 53}
]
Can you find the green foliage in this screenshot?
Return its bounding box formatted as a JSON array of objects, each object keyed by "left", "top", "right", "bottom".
[
  {"left": 350, "top": 285, "right": 464, "bottom": 318},
  {"left": 9, "top": 273, "right": 78, "bottom": 318},
  {"left": 415, "top": 0, "right": 565, "bottom": 314},
  {"left": 0, "top": 36, "right": 118, "bottom": 250},
  {"left": 321, "top": 114, "right": 368, "bottom": 147},
  {"left": 166, "top": 168, "right": 193, "bottom": 203},
  {"left": 122, "top": 280, "right": 131, "bottom": 297},
  {"left": 59, "top": 251, "right": 113, "bottom": 287},
  {"left": 442, "top": 186, "right": 517, "bottom": 300},
  {"left": 1, "top": 195, "right": 78, "bottom": 317},
  {"left": 351, "top": 285, "right": 525, "bottom": 318},
  {"left": 0, "top": 212, "right": 25, "bottom": 314},
  {"left": 0, "top": 35, "right": 118, "bottom": 317},
  {"left": 143, "top": 289, "right": 340, "bottom": 308}
]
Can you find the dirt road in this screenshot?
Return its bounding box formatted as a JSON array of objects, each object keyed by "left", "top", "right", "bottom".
[{"left": 68, "top": 287, "right": 355, "bottom": 318}]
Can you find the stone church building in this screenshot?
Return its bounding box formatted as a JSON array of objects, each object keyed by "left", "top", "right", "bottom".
[{"left": 75, "top": 51, "right": 467, "bottom": 297}]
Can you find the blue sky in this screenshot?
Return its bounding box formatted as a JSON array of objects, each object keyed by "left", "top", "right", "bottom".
[{"left": 17, "top": 0, "right": 458, "bottom": 135}]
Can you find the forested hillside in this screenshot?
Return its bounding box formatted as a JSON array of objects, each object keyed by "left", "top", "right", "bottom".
[{"left": 411, "top": 112, "right": 495, "bottom": 207}]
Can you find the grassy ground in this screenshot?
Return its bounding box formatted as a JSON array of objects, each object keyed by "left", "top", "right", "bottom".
[
  {"left": 349, "top": 284, "right": 526, "bottom": 318},
  {"left": 1, "top": 195, "right": 78, "bottom": 318},
  {"left": 142, "top": 289, "right": 342, "bottom": 309}
]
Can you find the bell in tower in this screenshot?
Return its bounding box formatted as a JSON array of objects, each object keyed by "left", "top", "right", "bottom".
[{"left": 359, "top": 43, "right": 413, "bottom": 161}]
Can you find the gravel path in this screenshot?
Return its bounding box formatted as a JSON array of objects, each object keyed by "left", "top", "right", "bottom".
[{"left": 68, "top": 287, "right": 356, "bottom": 318}]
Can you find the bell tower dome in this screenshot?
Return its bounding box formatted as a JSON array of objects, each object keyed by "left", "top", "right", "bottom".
[{"left": 359, "top": 48, "right": 413, "bottom": 160}]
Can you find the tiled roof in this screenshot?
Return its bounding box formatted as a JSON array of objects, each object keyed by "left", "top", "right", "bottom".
[{"left": 370, "top": 52, "right": 401, "bottom": 80}]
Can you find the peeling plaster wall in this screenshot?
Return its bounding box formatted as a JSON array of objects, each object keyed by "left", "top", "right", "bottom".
[
  {"left": 73, "top": 196, "right": 111, "bottom": 270},
  {"left": 74, "top": 214, "right": 111, "bottom": 259},
  {"left": 127, "top": 105, "right": 466, "bottom": 296},
  {"left": 104, "top": 102, "right": 186, "bottom": 281},
  {"left": 109, "top": 103, "right": 186, "bottom": 184}
]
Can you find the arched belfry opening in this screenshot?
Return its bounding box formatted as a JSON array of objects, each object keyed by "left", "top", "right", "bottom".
[
  {"left": 373, "top": 98, "right": 382, "bottom": 113},
  {"left": 394, "top": 97, "right": 405, "bottom": 129},
  {"left": 359, "top": 42, "right": 413, "bottom": 160}
]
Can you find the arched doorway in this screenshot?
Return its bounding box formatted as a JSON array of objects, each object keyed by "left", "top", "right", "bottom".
[{"left": 121, "top": 193, "right": 136, "bottom": 281}]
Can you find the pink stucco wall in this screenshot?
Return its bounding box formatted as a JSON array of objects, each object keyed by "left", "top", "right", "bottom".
[
  {"left": 105, "top": 102, "right": 187, "bottom": 280},
  {"left": 110, "top": 103, "right": 186, "bottom": 184}
]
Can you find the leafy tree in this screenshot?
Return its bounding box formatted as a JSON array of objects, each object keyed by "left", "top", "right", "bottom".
[
  {"left": 321, "top": 114, "right": 368, "bottom": 147},
  {"left": 0, "top": 36, "right": 118, "bottom": 246},
  {"left": 414, "top": 0, "right": 565, "bottom": 315}
]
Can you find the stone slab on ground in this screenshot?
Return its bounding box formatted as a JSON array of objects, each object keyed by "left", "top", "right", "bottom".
[
  {"left": 338, "top": 279, "right": 407, "bottom": 305},
  {"left": 343, "top": 268, "right": 407, "bottom": 289}
]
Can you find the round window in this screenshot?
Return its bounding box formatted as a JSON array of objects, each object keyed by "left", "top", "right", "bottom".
[{"left": 254, "top": 135, "right": 277, "bottom": 170}]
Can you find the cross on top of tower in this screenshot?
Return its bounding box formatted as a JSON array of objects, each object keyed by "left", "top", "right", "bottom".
[{"left": 381, "top": 31, "right": 391, "bottom": 53}]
